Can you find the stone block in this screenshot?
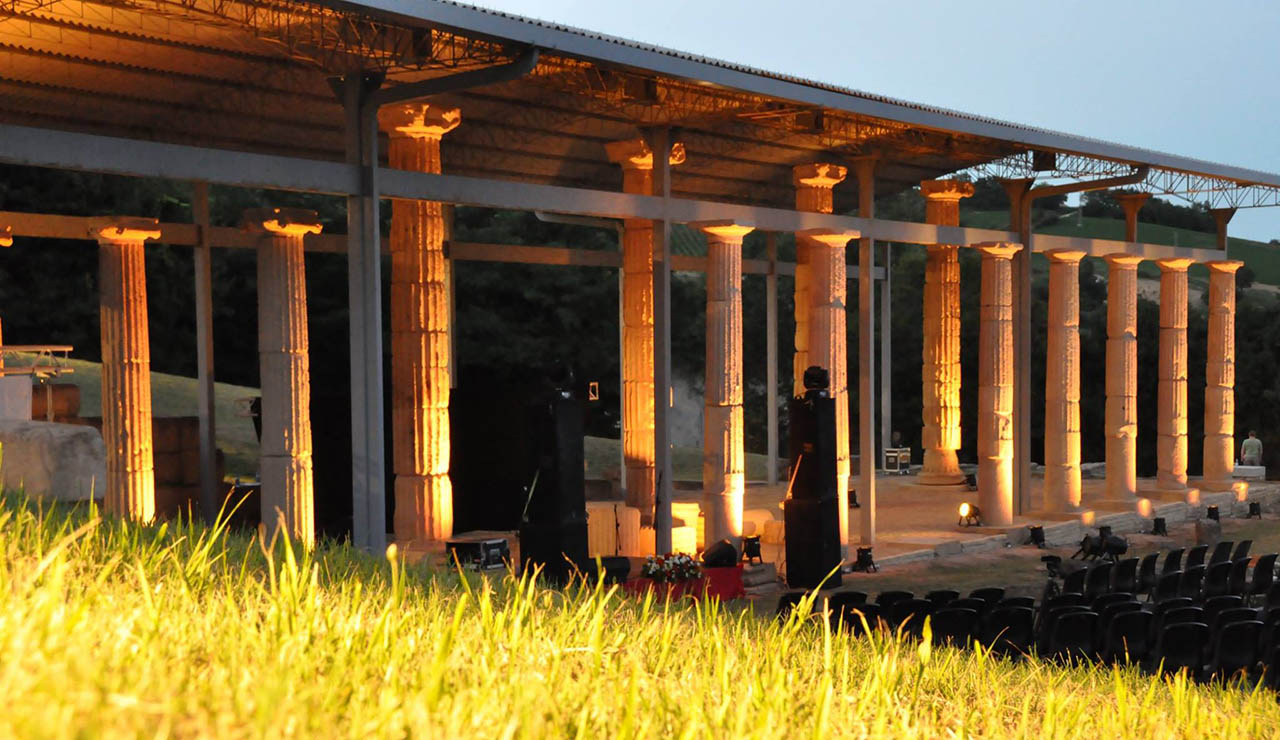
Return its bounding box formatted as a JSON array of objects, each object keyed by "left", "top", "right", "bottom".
[
  {"left": 155, "top": 451, "right": 183, "bottom": 485},
  {"left": 1195, "top": 518, "right": 1222, "bottom": 547},
  {"left": 1080, "top": 462, "right": 1106, "bottom": 480},
  {"left": 0, "top": 376, "right": 31, "bottom": 421},
  {"left": 934, "top": 540, "right": 963, "bottom": 557},
  {"left": 742, "top": 563, "right": 777, "bottom": 587},
  {"left": 1004, "top": 526, "right": 1031, "bottom": 546},
  {"left": 0, "top": 420, "right": 106, "bottom": 501}
]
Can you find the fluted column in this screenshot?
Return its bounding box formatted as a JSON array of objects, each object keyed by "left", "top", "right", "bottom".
[
  {"left": 93, "top": 218, "right": 160, "bottom": 522},
  {"left": 1155, "top": 258, "right": 1194, "bottom": 494},
  {"left": 1104, "top": 254, "right": 1143, "bottom": 500},
  {"left": 1202, "top": 260, "right": 1243, "bottom": 491},
  {"left": 793, "top": 164, "right": 846, "bottom": 399},
  {"left": 920, "top": 179, "right": 974, "bottom": 485},
  {"left": 245, "top": 208, "right": 320, "bottom": 546},
  {"left": 697, "top": 221, "right": 753, "bottom": 547},
  {"left": 976, "top": 243, "right": 1019, "bottom": 526},
  {"left": 1044, "top": 250, "right": 1085, "bottom": 512},
  {"left": 606, "top": 138, "right": 686, "bottom": 521},
  {"left": 380, "top": 103, "right": 460, "bottom": 545}
]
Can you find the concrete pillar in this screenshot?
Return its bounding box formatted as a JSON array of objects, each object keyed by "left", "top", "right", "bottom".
[
  {"left": 920, "top": 179, "right": 974, "bottom": 485},
  {"left": 244, "top": 208, "right": 320, "bottom": 545},
  {"left": 976, "top": 243, "right": 1019, "bottom": 526},
  {"left": 1044, "top": 250, "right": 1086, "bottom": 512},
  {"left": 1104, "top": 254, "right": 1143, "bottom": 501},
  {"left": 606, "top": 137, "right": 686, "bottom": 522},
  {"left": 1210, "top": 208, "right": 1236, "bottom": 251},
  {"left": 1155, "top": 258, "right": 1194, "bottom": 495},
  {"left": 793, "top": 164, "right": 850, "bottom": 543},
  {"left": 93, "top": 217, "right": 161, "bottom": 523},
  {"left": 854, "top": 156, "right": 878, "bottom": 547},
  {"left": 793, "top": 164, "right": 846, "bottom": 399},
  {"left": 379, "top": 103, "right": 460, "bottom": 545},
  {"left": 1115, "top": 193, "right": 1151, "bottom": 243},
  {"left": 696, "top": 221, "right": 753, "bottom": 548},
  {"left": 1202, "top": 260, "right": 1243, "bottom": 491}
]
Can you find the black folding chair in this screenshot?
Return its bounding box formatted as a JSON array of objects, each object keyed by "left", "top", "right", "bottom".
[
  {"left": 1179, "top": 565, "right": 1206, "bottom": 599},
  {"left": 969, "top": 587, "right": 1005, "bottom": 604},
  {"left": 1205, "top": 620, "right": 1263, "bottom": 683},
  {"left": 1210, "top": 607, "right": 1260, "bottom": 641},
  {"left": 1185, "top": 545, "right": 1209, "bottom": 570},
  {"left": 1202, "top": 561, "right": 1232, "bottom": 599},
  {"left": 875, "top": 590, "right": 914, "bottom": 608},
  {"left": 775, "top": 591, "right": 809, "bottom": 620},
  {"left": 1228, "top": 558, "right": 1251, "bottom": 596},
  {"left": 1039, "top": 605, "right": 1091, "bottom": 653},
  {"left": 888, "top": 598, "right": 934, "bottom": 639},
  {"left": 1233, "top": 540, "right": 1253, "bottom": 562},
  {"left": 1112, "top": 558, "right": 1139, "bottom": 594},
  {"left": 947, "top": 597, "right": 989, "bottom": 615},
  {"left": 924, "top": 589, "right": 960, "bottom": 607},
  {"left": 930, "top": 608, "right": 980, "bottom": 648},
  {"left": 1101, "top": 610, "right": 1153, "bottom": 664},
  {"left": 1137, "top": 552, "right": 1160, "bottom": 596},
  {"left": 995, "top": 596, "right": 1035, "bottom": 611},
  {"left": 1249, "top": 554, "right": 1278, "bottom": 605},
  {"left": 1049, "top": 611, "right": 1099, "bottom": 663},
  {"left": 1097, "top": 600, "right": 1142, "bottom": 637},
  {"left": 1085, "top": 562, "right": 1114, "bottom": 600},
  {"left": 1153, "top": 621, "right": 1209, "bottom": 675},
  {"left": 1162, "top": 548, "right": 1185, "bottom": 575},
  {"left": 1090, "top": 592, "right": 1134, "bottom": 614},
  {"left": 1202, "top": 595, "right": 1244, "bottom": 629},
  {"left": 979, "top": 606, "right": 1035, "bottom": 658},
  {"left": 1063, "top": 567, "right": 1087, "bottom": 595},
  {"left": 1209, "top": 541, "right": 1234, "bottom": 567},
  {"left": 1152, "top": 571, "right": 1182, "bottom": 603}
]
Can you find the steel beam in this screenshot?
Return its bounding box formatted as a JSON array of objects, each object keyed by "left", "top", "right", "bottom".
[
  {"left": 765, "top": 232, "right": 778, "bottom": 487},
  {"left": 650, "top": 126, "right": 673, "bottom": 556},
  {"left": 191, "top": 181, "right": 218, "bottom": 525}
]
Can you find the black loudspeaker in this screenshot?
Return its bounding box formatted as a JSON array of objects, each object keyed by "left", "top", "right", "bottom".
[
  {"left": 590, "top": 555, "right": 631, "bottom": 584},
  {"left": 784, "top": 368, "right": 843, "bottom": 589},
  {"left": 518, "top": 391, "right": 589, "bottom": 584},
  {"left": 702, "top": 539, "right": 738, "bottom": 568}
]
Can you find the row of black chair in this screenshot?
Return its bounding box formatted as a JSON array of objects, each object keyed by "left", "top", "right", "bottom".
[{"left": 1061, "top": 549, "right": 1276, "bottom": 604}]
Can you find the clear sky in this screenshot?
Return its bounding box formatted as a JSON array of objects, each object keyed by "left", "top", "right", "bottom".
[{"left": 466, "top": 0, "right": 1280, "bottom": 242}]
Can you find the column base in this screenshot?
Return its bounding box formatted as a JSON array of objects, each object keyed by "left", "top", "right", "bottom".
[
  {"left": 916, "top": 471, "right": 968, "bottom": 487},
  {"left": 1022, "top": 509, "right": 1094, "bottom": 523},
  {"left": 1144, "top": 486, "right": 1201, "bottom": 505},
  {"left": 1197, "top": 478, "right": 1248, "bottom": 497}
]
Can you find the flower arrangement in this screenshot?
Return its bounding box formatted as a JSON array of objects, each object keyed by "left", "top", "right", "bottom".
[{"left": 640, "top": 553, "right": 702, "bottom": 584}]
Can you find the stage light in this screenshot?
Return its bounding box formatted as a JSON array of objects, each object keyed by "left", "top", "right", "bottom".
[
  {"left": 852, "top": 546, "right": 877, "bottom": 573},
  {"left": 1152, "top": 517, "right": 1168, "bottom": 536},
  {"left": 1028, "top": 525, "right": 1046, "bottom": 548},
  {"left": 742, "top": 535, "right": 763, "bottom": 564},
  {"left": 1249, "top": 502, "right": 1263, "bottom": 519},
  {"left": 1207, "top": 505, "right": 1220, "bottom": 522},
  {"left": 958, "top": 502, "right": 982, "bottom": 527}
]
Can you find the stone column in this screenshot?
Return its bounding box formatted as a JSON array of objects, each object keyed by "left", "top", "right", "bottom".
[
  {"left": 800, "top": 227, "right": 859, "bottom": 546},
  {"left": 93, "top": 218, "right": 161, "bottom": 523},
  {"left": 245, "top": 208, "right": 321, "bottom": 546},
  {"left": 697, "top": 221, "right": 753, "bottom": 547},
  {"left": 976, "top": 243, "right": 1019, "bottom": 526},
  {"left": 920, "top": 179, "right": 974, "bottom": 485},
  {"left": 1202, "top": 260, "right": 1243, "bottom": 491},
  {"left": 605, "top": 138, "right": 685, "bottom": 521},
  {"left": 1044, "top": 250, "right": 1086, "bottom": 512},
  {"left": 1155, "top": 258, "right": 1194, "bottom": 495},
  {"left": 793, "top": 164, "right": 846, "bottom": 399},
  {"left": 380, "top": 103, "right": 460, "bottom": 545},
  {"left": 1104, "top": 254, "right": 1143, "bottom": 501}
]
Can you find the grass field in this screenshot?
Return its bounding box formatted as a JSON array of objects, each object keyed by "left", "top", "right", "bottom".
[{"left": 3, "top": 495, "right": 1280, "bottom": 738}]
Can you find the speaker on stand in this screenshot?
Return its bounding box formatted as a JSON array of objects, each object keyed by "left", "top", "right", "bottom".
[
  {"left": 518, "top": 381, "right": 590, "bottom": 584},
  {"left": 783, "top": 366, "right": 843, "bottom": 590}
]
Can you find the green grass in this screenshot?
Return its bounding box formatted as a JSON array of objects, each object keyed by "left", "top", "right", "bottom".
[{"left": 4, "top": 495, "right": 1280, "bottom": 737}]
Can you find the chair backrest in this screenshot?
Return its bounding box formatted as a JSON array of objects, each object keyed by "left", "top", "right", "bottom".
[
  {"left": 1090, "top": 592, "right": 1135, "bottom": 613},
  {"left": 776, "top": 591, "right": 809, "bottom": 619},
  {"left": 876, "top": 590, "right": 914, "bottom": 607},
  {"left": 1267, "top": 580, "right": 1280, "bottom": 608},
  {"left": 1179, "top": 565, "right": 1206, "bottom": 598},
  {"left": 1113, "top": 558, "right": 1140, "bottom": 593},
  {"left": 1233, "top": 540, "right": 1253, "bottom": 562},
  {"left": 1162, "top": 548, "right": 1185, "bottom": 574},
  {"left": 836, "top": 602, "right": 881, "bottom": 636},
  {"left": 888, "top": 598, "right": 934, "bottom": 630},
  {"left": 1098, "top": 601, "right": 1143, "bottom": 634},
  {"left": 1209, "top": 541, "right": 1235, "bottom": 566},
  {"left": 980, "top": 606, "right": 1035, "bottom": 655},
  {"left": 1228, "top": 558, "right": 1251, "bottom": 596},
  {"left": 1162, "top": 606, "right": 1205, "bottom": 628},
  {"left": 1154, "top": 597, "right": 1193, "bottom": 615},
  {"left": 924, "top": 589, "right": 960, "bottom": 606},
  {"left": 1203, "top": 561, "right": 1233, "bottom": 598},
  {"left": 1153, "top": 571, "right": 1182, "bottom": 603},
  {"left": 1211, "top": 620, "right": 1263, "bottom": 675},
  {"left": 1105, "top": 610, "right": 1153, "bottom": 662},
  {"left": 1252, "top": 554, "right": 1279, "bottom": 597},
  {"left": 1186, "top": 545, "right": 1209, "bottom": 570},
  {"left": 1050, "top": 611, "right": 1099, "bottom": 660},
  {"left": 969, "top": 587, "right": 1005, "bottom": 604},
  {"left": 947, "top": 598, "right": 988, "bottom": 614},
  {"left": 1211, "top": 607, "right": 1260, "bottom": 637},
  {"left": 1085, "top": 563, "right": 1114, "bottom": 599},
  {"left": 930, "top": 608, "right": 980, "bottom": 647},
  {"left": 1063, "top": 568, "right": 1088, "bottom": 594},
  {"left": 996, "top": 596, "right": 1035, "bottom": 611},
  {"left": 1156, "top": 622, "right": 1210, "bottom": 670},
  {"left": 824, "top": 591, "right": 868, "bottom": 611},
  {"left": 1137, "top": 553, "right": 1160, "bottom": 593},
  {"left": 1202, "top": 595, "right": 1244, "bottom": 625}
]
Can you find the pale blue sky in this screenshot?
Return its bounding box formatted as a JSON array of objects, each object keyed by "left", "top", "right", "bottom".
[{"left": 468, "top": 0, "right": 1280, "bottom": 241}]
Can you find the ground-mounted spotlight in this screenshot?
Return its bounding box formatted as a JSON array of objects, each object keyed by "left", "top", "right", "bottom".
[
  {"left": 1098, "top": 525, "right": 1113, "bottom": 541},
  {"left": 958, "top": 502, "right": 982, "bottom": 527},
  {"left": 1028, "top": 525, "right": 1046, "bottom": 548},
  {"left": 1207, "top": 505, "right": 1220, "bottom": 522},
  {"left": 1249, "top": 502, "right": 1263, "bottom": 519},
  {"left": 742, "top": 535, "right": 763, "bottom": 564},
  {"left": 1102, "top": 534, "right": 1130, "bottom": 562},
  {"left": 852, "top": 546, "right": 878, "bottom": 573},
  {"left": 1152, "top": 517, "right": 1168, "bottom": 536}
]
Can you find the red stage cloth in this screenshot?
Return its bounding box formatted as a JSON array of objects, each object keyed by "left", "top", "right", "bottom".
[{"left": 623, "top": 565, "right": 744, "bottom": 602}]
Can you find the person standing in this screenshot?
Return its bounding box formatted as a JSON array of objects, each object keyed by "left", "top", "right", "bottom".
[{"left": 1241, "top": 431, "right": 1263, "bottom": 466}]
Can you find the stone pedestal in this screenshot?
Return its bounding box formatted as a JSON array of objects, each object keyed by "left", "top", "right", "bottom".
[
  {"left": 381, "top": 103, "right": 461, "bottom": 545},
  {"left": 1044, "top": 250, "right": 1085, "bottom": 512},
  {"left": 1104, "top": 254, "right": 1143, "bottom": 501},
  {"left": 606, "top": 138, "right": 685, "bottom": 522},
  {"left": 245, "top": 208, "right": 321, "bottom": 546},
  {"left": 1154, "top": 258, "right": 1194, "bottom": 498},
  {"left": 94, "top": 218, "right": 160, "bottom": 523},
  {"left": 976, "top": 243, "right": 1020, "bottom": 526},
  {"left": 919, "top": 180, "right": 974, "bottom": 485},
  {"left": 1201, "top": 261, "right": 1243, "bottom": 491},
  {"left": 697, "top": 222, "right": 753, "bottom": 548}
]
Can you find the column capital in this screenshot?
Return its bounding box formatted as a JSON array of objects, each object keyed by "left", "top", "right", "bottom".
[
  {"left": 1205, "top": 259, "right": 1244, "bottom": 275},
  {"left": 1104, "top": 253, "right": 1144, "bottom": 268},
  {"left": 1155, "top": 257, "right": 1195, "bottom": 273},
  {"left": 793, "top": 163, "right": 847, "bottom": 189},
  {"left": 0, "top": 225, "right": 11, "bottom": 248},
  {"left": 604, "top": 137, "right": 686, "bottom": 170},
  {"left": 242, "top": 207, "right": 323, "bottom": 237},
  {"left": 973, "top": 241, "right": 1021, "bottom": 259},
  {"left": 1044, "top": 249, "right": 1086, "bottom": 264},
  {"left": 1114, "top": 191, "right": 1151, "bottom": 211},
  {"left": 378, "top": 103, "right": 461, "bottom": 140},
  {"left": 798, "top": 227, "right": 859, "bottom": 248},
  {"left": 694, "top": 221, "right": 754, "bottom": 243},
  {"left": 90, "top": 217, "right": 161, "bottom": 244},
  {"left": 920, "top": 179, "right": 975, "bottom": 201}
]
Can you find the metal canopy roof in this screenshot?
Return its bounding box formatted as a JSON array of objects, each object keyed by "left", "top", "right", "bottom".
[{"left": 4, "top": 0, "right": 1279, "bottom": 211}]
